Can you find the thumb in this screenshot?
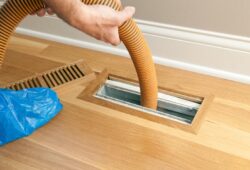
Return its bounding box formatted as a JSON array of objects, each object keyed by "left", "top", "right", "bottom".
[{"left": 116, "top": 6, "right": 135, "bottom": 26}]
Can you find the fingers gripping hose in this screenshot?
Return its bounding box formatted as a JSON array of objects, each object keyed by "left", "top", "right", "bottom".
[{"left": 0, "top": 0, "right": 158, "bottom": 109}]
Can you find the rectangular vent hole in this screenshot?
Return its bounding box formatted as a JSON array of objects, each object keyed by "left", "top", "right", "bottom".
[{"left": 95, "top": 79, "right": 203, "bottom": 124}]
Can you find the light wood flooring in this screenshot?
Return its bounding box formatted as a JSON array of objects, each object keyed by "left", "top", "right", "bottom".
[{"left": 0, "top": 34, "right": 250, "bottom": 169}]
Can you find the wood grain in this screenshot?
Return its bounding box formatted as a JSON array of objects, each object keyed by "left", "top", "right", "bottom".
[{"left": 0, "top": 34, "right": 249, "bottom": 169}]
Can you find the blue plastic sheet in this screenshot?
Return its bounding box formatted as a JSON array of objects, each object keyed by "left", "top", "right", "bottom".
[{"left": 0, "top": 88, "right": 63, "bottom": 146}]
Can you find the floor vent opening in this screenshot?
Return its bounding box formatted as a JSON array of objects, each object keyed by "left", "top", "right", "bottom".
[
  {"left": 95, "top": 79, "right": 201, "bottom": 124},
  {"left": 79, "top": 70, "right": 213, "bottom": 133}
]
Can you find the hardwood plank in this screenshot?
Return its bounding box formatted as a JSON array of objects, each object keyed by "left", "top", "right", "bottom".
[
  {"left": 5, "top": 50, "right": 64, "bottom": 73},
  {"left": 0, "top": 140, "right": 99, "bottom": 170},
  {"left": 0, "top": 156, "right": 38, "bottom": 170},
  {"left": 8, "top": 36, "right": 48, "bottom": 56},
  {"left": 0, "top": 64, "right": 34, "bottom": 85},
  {"left": 207, "top": 98, "right": 250, "bottom": 133}
]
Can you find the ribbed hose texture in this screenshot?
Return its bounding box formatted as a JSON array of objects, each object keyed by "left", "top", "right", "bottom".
[{"left": 0, "top": 0, "right": 158, "bottom": 109}]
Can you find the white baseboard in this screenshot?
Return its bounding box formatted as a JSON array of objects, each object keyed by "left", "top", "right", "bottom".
[{"left": 7, "top": 13, "right": 250, "bottom": 84}]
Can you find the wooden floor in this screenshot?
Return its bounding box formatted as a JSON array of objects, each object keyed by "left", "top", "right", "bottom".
[{"left": 0, "top": 34, "right": 250, "bottom": 169}]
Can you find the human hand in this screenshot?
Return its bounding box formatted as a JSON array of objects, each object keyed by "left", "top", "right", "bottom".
[
  {"left": 32, "top": 0, "right": 135, "bottom": 46},
  {"left": 71, "top": 5, "right": 135, "bottom": 45}
]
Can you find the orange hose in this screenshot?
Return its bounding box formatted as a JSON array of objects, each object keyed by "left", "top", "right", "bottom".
[{"left": 0, "top": 0, "right": 158, "bottom": 109}]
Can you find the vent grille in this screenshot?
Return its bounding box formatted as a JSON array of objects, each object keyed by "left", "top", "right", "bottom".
[
  {"left": 3, "top": 60, "right": 90, "bottom": 90},
  {"left": 7, "top": 77, "right": 42, "bottom": 90},
  {"left": 41, "top": 64, "right": 85, "bottom": 88}
]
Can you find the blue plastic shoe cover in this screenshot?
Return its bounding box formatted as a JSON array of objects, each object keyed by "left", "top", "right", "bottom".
[{"left": 0, "top": 88, "right": 63, "bottom": 146}]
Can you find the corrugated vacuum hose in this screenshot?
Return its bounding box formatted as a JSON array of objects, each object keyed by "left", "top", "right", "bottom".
[{"left": 0, "top": 0, "right": 158, "bottom": 109}]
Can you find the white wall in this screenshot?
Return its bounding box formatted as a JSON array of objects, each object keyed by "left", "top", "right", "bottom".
[{"left": 123, "top": 0, "right": 250, "bottom": 37}]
